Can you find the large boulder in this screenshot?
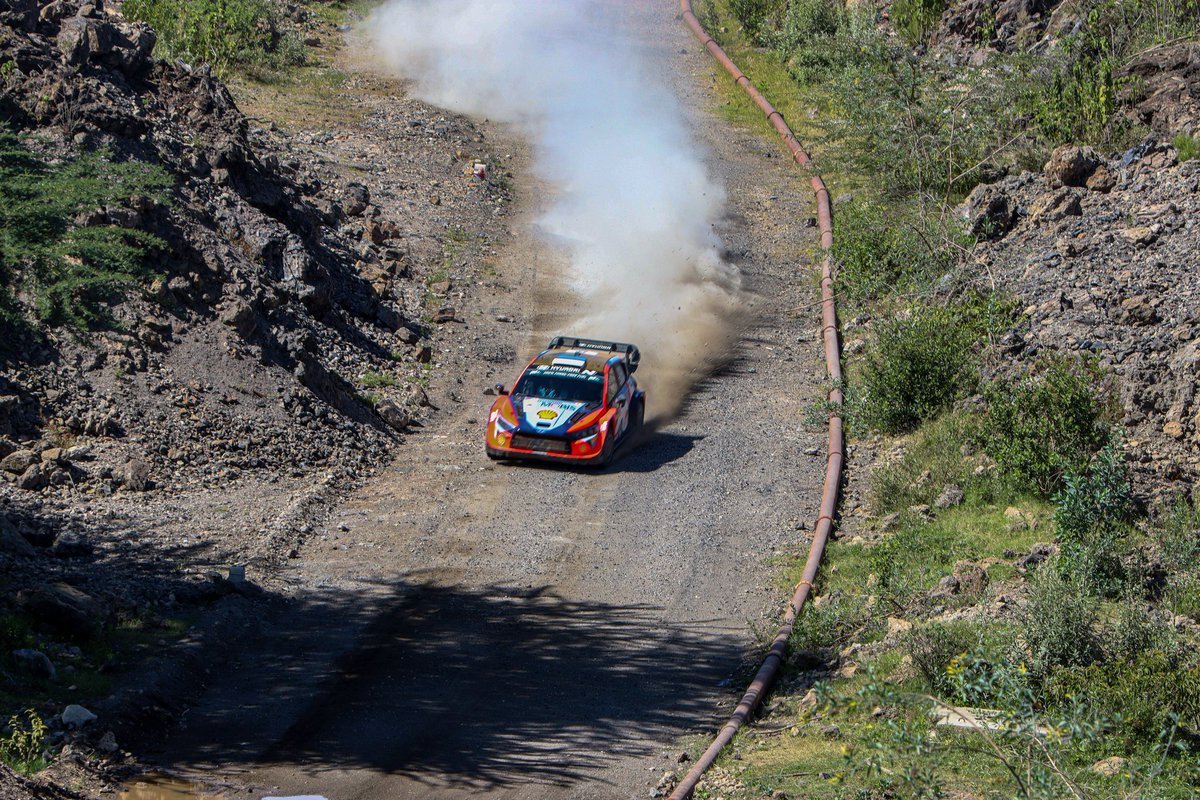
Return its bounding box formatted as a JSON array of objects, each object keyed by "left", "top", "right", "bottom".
[
  {"left": 16, "top": 583, "right": 105, "bottom": 638},
  {"left": 1044, "top": 145, "right": 1102, "bottom": 188}
]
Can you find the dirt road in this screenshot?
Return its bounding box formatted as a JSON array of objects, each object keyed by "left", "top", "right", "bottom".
[{"left": 147, "top": 5, "right": 826, "bottom": 798}]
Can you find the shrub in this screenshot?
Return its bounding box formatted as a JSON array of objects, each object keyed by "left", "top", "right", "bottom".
[
  {"left": 0, "top": 135, "right": 171, "bottom": 329},
  {"left": 1173, "top": 133, "right": 1200, "bottom": 162},
  {"left": 858, "top": 304, "right": 979, "bottom": 434},
  {"left": 1053, "top": 435, "right": 1132, "bottom": 595},
  {"left": 831, "top": 201, "right": 964, "bottom": 306},
  {"left": 1045, "top": 651, "right": 1200, "bottom": 740},
  {"left": 728, "top": 0, "right": 784, "bottom": 39},
  {"left": 980, "top": 355, "right": 1112, "bottom": 497},
  {"left": 123, "top": 0, "right": 305, "bottom": 74},
  {"left": 890, "top": 0, "right": 949, "bottom": 47},
  {"left": 0, "top": 710, "right": 47, "bottom": 775},
  {"left": 790, "top": 591, "right": 876, "bottom": 651},
  {"left": 907, "top": 620, "right": 1012, "bottom": 700},
  {"left": 1023, "top": 566, "right": 1101, "bottom": 682}
]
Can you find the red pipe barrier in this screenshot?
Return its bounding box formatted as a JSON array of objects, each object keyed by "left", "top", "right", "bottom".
[{"left": 669, "top": 3, "right": 843, "bottom": 798}]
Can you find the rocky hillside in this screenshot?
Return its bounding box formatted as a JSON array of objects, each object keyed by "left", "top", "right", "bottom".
[
  {"left": 0, "top": 0, "right": 515, "bottom": 785},
  {"left": 960, "top": 139, "right": 1200, "bottom": 501}
]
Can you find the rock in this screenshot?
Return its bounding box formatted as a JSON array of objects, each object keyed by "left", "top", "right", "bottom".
[
  {"left": 119, "top": 458, "right": 152, "bottom": 492},
  {"left": 1091, "top": 756, "right": 1128, "bottom": 777},
  {"left": 0, "top": 520, "right": 36, "bottom": 557},
  {"left": 1016, "top": 542, "right": 1056, "bottom": 569},
  {"left": 0, "top": 449, "right": 39, "bottom": 474},
  {"left": 12, "top": 649, "right": 55, "bottom": 680},
  {"left": 375, "top": 399, "right": 412, "bottom": 431},
  {"left": 931, "top": 574, "right": 960, "bottom": 596},
  {"left": 343, "top": 183, "right": 370, "bottom": 217},
  {"left": 52, "top": 532, "right": 93, "bottom": 558},
  {"left": 934, "top": 485, "right": 964, "bottom": 509},
  {"left": 16, "top": 463, "right": 49, "bottom": 491},
  {"left": 1119, "top": 226, "right": 1158, "bottom": 247},
  {"left": 1029, "top": 188, "right": 1083, "bottom": 222},
  {"left": 958, "top": 183, "right": 1015, "bottom": 239},
  {"left": 1117, "top": 295, "right": 1159, "bottom": 325},
  {"left": 820, "top": 724, "right": 841, "bottom": 738},
  {"left": 1004, "top": 506, "right": 1035, "bottom": 531},
  {"left": 61, "top": 704, "right": 97, "bottom": 728},
  {"left": 886, "top": 616, "right": 914, "bottom": 636},
  {"left": 1085, "top": 164, "right": 1115, "bottom": 192},
  {"left": 953, "top": 560, "right": 990, "bottom": 595},
  {"left": 220, "top": 300, "right": 259, "bottom": 339},
  {"left": 1044, "top": 145, "right": 1101, "bottom": 188},
  {"left": 97, "top": 731, "right": 119, "bottom": 754},
  {"left": 57, "top": 16, "right": 111, "bottom": 66},
  {"left": 433, "top": 306, "right": 460, "bottom": 324},
  {"left": 17, "top": 583, "right": 104, "bottom": 638}
]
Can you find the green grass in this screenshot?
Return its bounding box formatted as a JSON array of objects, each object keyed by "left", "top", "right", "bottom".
[
  {"left": 1173, "top": 132, "right": 1200, "bottom": 161},
  {"left": 358, "top": 370, "right": 397, "bottom": 389}
]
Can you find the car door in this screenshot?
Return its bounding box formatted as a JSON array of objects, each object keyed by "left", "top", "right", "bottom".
[{"left": 608, "top": 361, "right": 630, "bottom": 438}]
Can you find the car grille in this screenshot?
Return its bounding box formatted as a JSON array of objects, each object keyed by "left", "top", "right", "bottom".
[{"left": 511, "top": 434, "right": 571, "bottom": 454}]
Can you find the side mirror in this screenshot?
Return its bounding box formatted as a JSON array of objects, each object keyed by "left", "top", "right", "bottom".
[{"left": 494, "top": 384, "right": 508, "bottom": 396}]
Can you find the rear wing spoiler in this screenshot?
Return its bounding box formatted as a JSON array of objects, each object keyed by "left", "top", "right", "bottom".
[{"left": 548, "top": 336, "right": 641, "bottom": 372}]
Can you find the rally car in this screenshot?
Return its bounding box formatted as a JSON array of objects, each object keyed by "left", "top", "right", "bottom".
[{"left": 485, "top": 336, "right": 645, "bottom": 467}]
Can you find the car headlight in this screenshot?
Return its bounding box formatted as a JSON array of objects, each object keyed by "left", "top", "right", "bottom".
[
  {"left": 572, "top": 424, "right": 599, "bottom": 441},
  {"left": 493, "top": 414, "right": 517, "bottom": 433}
]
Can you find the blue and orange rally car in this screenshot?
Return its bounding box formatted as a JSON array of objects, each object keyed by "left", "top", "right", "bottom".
[{"left": 486, "top": 336, "right": 645, "bottom": 466}]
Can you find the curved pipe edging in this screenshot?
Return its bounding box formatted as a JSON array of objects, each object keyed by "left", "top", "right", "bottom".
[{"left": 669, "top": 3, "right": 843, "bottom": 798}]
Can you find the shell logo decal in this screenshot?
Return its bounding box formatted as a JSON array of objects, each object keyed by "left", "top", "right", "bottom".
[{"left": 537, "top": 409, "right": 559, "bottom": 420}]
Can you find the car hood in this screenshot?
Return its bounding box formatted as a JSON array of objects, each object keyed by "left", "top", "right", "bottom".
[{"left": 514, "top": 396, "right": 599, "bottom": 435}]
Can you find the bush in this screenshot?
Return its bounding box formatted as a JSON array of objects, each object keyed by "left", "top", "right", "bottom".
[
  {"left": 123, "top": 0, "right": 305, "bottom": 74},
  {"left": 790, "top": 591, "right": 876, "bottom": 651},
  {"left": 0, "top": 710, "right": 47, "bottom": 775},
  {"left": 907, "top": 620, "right": 1012, "bottom": 700},
  {"left": 1045, "top": 650, "right": 1200, "bottom": 740},
  {"left": 890, "top": 0, "right": 949, "bottom": 47},
  {"left": 1174, "top": 133, "right": 1200, "bottom": 162},
  {"left": 1023, "top": 566, "right": 1101, "bottom": 682},
  {"left": 858, "top": 304, "right": 979, "bottom": 434},
  {"left": 980, "top": 355, "right": 1113, "bottom": 496},
  {"left": 0, "top": 135, "right": 171, "bottom": 329},
  {"left": 832, "top": 201, "right": 964, "bottom": 306},
  {"left": 1053, "top": 436, "right": 1132, "bottom": 595},
  {"left": 728, "top": 0, "right": 784, "bottom": 39}
]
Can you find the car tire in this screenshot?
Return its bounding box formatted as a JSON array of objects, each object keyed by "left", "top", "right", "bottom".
[{"left": 632, "top": 397, "right": 645, "bottom": 430}]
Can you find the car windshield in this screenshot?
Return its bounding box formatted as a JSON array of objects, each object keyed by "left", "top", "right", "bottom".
[{"left": 514, "top": 372, "right": 603, "bottom": 404}]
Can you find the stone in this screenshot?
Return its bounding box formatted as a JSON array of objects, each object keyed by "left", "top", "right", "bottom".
[
  {"left": 1004, "top": 506, "right": 1033, "bottom": 531},
  {"left": 1016, "top": 542, "right": 1056, "bottom": 569},
  {"left": 52, "top": 532, "right": 93, "bottom": 558},
  {"left": 953, "top": 560, "right": 990, "bottom": 595},
  {"left": 343, "top": 183, "right": 370, "bottom": 217},
  {"left": 886, "top": 616, "right": 914, "bottom": 636},
  {"left": 375, "top": 400, "right": 412, "bottom": 431},
  {"left": 97, "top": 731, "right": 119, "bottom": 755},
  {"left": 1091, "top": 756, "right": 1128, "bottom": 777},
  {"left": 0, "top": 449, "right": 39, "bottom": 474},
  {"left": 0, "top": 520, "right": 35, "bottom": 556},
  {"left": 17, "top": 583, "right": 104, "bottom": 638},
  {"left": 932, "top": 575, "right": 960, "bottom": 596},
  {"left": 16, "top": 463, "right": 49, "bottom": 491},
  {"left": 12, "top": 648, "right": 55, "bottom": 679},
  {"left": 433, "top": 307, "right": 459, "bottom": 324},
  {"left": 820, "top": 724, "right": 841, "bottom": 738},
  {"left": 1117, "top": 295, "right": 1159, "bottom": 325},
  {"left": 935, "top": 485, "right": 964, "bottom": 509},
  {"left": 1044, "top": 145, "right": 1101, "bottom": 188},
  {"left": 119, "top": 458, "right": 152, "bottom": 492},
  {"left": 220, "top": 300, "right": 259, "bottom": 339},
  {"left": 959, "top": 183, "right": 1015, "bottom": 239},
  {"left": 1119, "top": 226, "right": 1157, "bottom": 246},
  {"left": 1029, "top": 188, "right": 1083, "bottom": 222},
  {"left": 1085, "top": 165, "right": 1116, "bottom": 192},
  {"left": 61, "top": 704, "right": 97, "bottom": 728}
]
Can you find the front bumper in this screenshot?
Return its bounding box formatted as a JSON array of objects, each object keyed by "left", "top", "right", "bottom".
[{"left": 485, "top": 428, "right": 609, "bottom": 464}]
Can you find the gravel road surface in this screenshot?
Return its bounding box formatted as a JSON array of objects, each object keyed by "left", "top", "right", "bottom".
[{"left": 147, "top": 5, "right": 827, "bottom": 798}]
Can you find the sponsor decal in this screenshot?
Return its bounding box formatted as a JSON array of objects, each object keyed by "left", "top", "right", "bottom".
[{"left": 537, "top": 409, "right": 558, "bottom": 420}]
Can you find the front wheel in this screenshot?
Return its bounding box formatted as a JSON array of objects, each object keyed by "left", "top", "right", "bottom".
[{"left": 632, "top": 397, "right": 645, "bottom": 431}]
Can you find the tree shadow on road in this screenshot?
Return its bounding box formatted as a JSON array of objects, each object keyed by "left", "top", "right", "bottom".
[{"left": 143, "top": 579, "right": 746, "bottom": 793}]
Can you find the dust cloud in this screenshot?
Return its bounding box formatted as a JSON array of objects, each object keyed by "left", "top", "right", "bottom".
[{"left": 369, "top": 0, "right": 741, "bottom": 419}]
